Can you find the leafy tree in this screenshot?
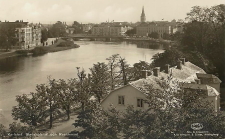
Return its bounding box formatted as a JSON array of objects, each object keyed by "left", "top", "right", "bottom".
[
  {"left": 41, "top": 28, "right": 48, "bottom": 43},
  {"left": 72, "top": 103, "right": 122, "bottom": 139},
  {"left": 72, "top": 21, "right": 83, "bottom": 34},
  {"left": 57, "top": 78, "right": 77, "bottom": 120},
  {"left": 9, "top": 122, "right": 36, "bottom": 139},
  {"left": 118, "top": 57, "right": 130, "bottom": 85},
  {"left": 151, "top": 48, "right": 185, "bottom": 71},
  {"left": 0, "top": 124, "right": 7, "bottom": 139},
  {"left": 162, "top": 33, "right": 170, "bottom": 40},
  {"left": 75, "top": 68, "right": 92, "bottom": 111},
  {"left": 0, "top": 23, "right": 20, "bottom": 50},
  {"left": 181, "top": 4, "right": 225, "bottom": 82},
  {"left": 132, "top": 61, "right": 151, "bottom": 80},
  {"left": 36, "top": 78, "right": 61, "bottom": 129},
  {"left": 125, "top": 27, "right": 136, "bottom": 36},
  {"left": 148, "top": 32, "right": 159, "bottom": 39},
  {"left": 12, "top": 92, "right": 48, "bottom": 126},
  {"left": 48, "top": 21, "right": 67, "bottom": 37},
  {"left": 106, "top": 54, "right": 121, "bottom": 90},
  {"left": 89, "top": 62, "right": 110, "bottom": 103}
]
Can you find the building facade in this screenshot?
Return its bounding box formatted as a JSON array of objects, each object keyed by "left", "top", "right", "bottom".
[
  {"left": 136, "top": 22, "right": 171, "bottom": 38},
  {"left": 82, "top": 24, "right": 93, "bottom": 33},
  {"left": 0, "top": 21, "right": 41, "bottom": 49},
  {"left": 16, "top": 23, "right": 42, "bottom": 49},
  {"left": 92, "top": 22, "right": 131, "bottom": 36}
]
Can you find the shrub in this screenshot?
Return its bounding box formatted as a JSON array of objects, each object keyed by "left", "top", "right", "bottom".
[
  {"left": 57, "top": 41, "right": 74, "bottom": 47},
  {"left": 15, "top": 50, "right": 29, "bottom": 55},
  {"left": 31, "top": 47, "right": 48, "bottom": 55}
]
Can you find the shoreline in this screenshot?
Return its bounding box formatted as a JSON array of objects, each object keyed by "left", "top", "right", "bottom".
[{"left": 0, "top": 39, "right": 80, "bottom": 60}]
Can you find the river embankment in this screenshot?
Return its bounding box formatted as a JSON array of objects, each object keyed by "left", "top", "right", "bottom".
[{"left": 0, "top": 39, "right": 80, "bottom": 59}]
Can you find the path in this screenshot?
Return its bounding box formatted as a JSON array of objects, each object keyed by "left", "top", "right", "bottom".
[{"left": 35, "top": 114, "right": 82, "bottom": 139}]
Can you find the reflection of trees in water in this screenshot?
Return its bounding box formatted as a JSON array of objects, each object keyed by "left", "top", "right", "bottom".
[
  {"left": 136, "top": 41, "right": 168, "bottom": 49},
  {"left": 0, "top": 56, "right": 24, "bottom": 73}
]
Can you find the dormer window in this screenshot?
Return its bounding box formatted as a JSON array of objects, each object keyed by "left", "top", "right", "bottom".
[{"left": 118, "top": 96, "right": 124, "bottom": 105}]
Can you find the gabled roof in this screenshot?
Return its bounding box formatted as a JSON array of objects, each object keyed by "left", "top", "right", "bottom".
[{"left": 100, "top": 84, "right": 148, "bottom": 104}]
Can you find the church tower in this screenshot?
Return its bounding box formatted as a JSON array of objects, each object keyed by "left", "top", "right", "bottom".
[{"left": 140, "top": 6, "right": 146, "bottom": 23}]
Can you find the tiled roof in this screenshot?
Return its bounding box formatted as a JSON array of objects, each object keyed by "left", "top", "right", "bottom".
[
  {"left": 160, "top": 62, "right": 206, "bottom": 82},
  {"left": 129, "top": 61, "right": 212, "bottom": 96}
]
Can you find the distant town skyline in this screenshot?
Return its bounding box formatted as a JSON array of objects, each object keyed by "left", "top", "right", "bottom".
[{"left": 0, "top": 0, "right": 223, "bottom": 24}]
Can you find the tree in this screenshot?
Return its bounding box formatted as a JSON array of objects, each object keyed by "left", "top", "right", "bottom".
[
  {"left": 41, "top": 28, "right": 48, "bottom": 43},
  {"left": 148, "top": 32, "right": 159, "bottom": 39},
  {"left": 132, "top": 61, "right": 151, "bottom": 80},
  {"left": 0, "top": 23, "right": 20, "bottom": 51},
  {"left": 9, "top": 122, "right": 36, "bottom": 139},
  {"left": 0, "top": 124, "right": 7, "bottom": 139},
  {"left": 118, "top": 57, "right": 130, "bottom": 85},
  {"left": 48, "top": 21, "right": 67, "bottom": 37},
  {"left": 36, "top": 78, "right": 61, "bottom": 129},
  {"left": 151, "top": 48, "right": 185, "bottom": 70},
  {"left": 75, "top": 68, "right": 92, "bottom": 111},
  {"left": 162, "top": 33, "right": 170, "bottom": 40},
  {"left": 57, "top": 78, "right": 77, "bottom": 120},
  {"left": 106, "top": 54, "right": 121, "bottom": 90},
  {"left": 89, "top": 62, "right": 110, "bottom": 103},
  {"left": 72, "top": 21, "right": 83, "bottom": 34},
  {"left": 12, "top": 92, "right": 48, "bottom": 126},
  {"left": 72, "top": 103, "right": 122, "bottom": 139},
  {"left": 125, "top": 28, "right": 136, "bottom": 36},
  {"left": 181, "top": 4, "right": 225, "bottom": 82}
]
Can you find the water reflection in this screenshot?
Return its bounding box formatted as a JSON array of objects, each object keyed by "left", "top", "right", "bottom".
[{"left": 0, "top": 56, "right": 25, "bottom": 74}]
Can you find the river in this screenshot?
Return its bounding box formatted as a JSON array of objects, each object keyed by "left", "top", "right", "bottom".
[{"left": 0, "top": 41, "right": 165, "bottom": 127}]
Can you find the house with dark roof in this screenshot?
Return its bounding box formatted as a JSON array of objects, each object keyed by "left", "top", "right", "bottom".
[{"left": 101, "top": 58, "right": 221, "bottom": 112}]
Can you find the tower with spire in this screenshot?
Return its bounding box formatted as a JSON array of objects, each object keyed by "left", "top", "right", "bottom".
[{"left": 140, "top": 6, "right": 146, "bottom": 23}]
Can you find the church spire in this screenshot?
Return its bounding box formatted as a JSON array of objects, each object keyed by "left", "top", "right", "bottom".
[
  {"left": 140, "top": 6, "right": 146, "bottom": 23},
  {"left": 141, "top": 6, "right": 145, "bottom": 16}
]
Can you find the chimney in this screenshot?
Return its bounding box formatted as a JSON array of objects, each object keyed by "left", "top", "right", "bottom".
[
  {"left": 165, "top": 64, "right": 170, "bottom": 74},
  {"left": 141, "top": 70, "right": 147, "bottom": 79},
  {"left": 195, "top": 79, "right": 201, "bottom": 84},
  {"left": 177, "top": 60, "right": 182, "bottom": 70},
  {"left": 153, "top": 67, "right": 160, "bottom": 77},
  {"left": 180, "top": 58, "right": 185, "bottom": 65},
  {"left": 147, "top": 71, "right": 152, "bottom": 76}
]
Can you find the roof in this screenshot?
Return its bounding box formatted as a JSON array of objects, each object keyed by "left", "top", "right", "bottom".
[
  {"left": 196, "top": 73, "right": 221, "bottom": 83},
  {"left": 100, "top": 84, "right": 148, "bottom": 104},
  {"left": 160, "top": 62, "right": 206, "bottom": 82},
  {"left": 181, "top": 83, "right": 219, "bottom": 96}
]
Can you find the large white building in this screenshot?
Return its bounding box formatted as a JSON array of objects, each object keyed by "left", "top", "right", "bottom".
[
  {"left": 92, "top": 22, "right": 131, "bottom": 36},
  {"left": 136, "top": 7, "right": 178, "bottom": 38}
]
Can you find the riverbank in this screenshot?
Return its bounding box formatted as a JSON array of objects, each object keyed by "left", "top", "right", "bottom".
[
  {"left": 0, "top": 39, "right": 80, "bottom": 59},
  {"left": 0, "top": 51, "right": 20, "bottom": 60}
]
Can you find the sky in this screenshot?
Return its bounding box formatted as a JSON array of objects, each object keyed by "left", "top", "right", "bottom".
[{"left": 0, "top": 0, "right": 224, "bottom": 24}]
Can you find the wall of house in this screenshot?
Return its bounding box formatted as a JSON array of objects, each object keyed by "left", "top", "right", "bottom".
[
  {"left": 101, "top": 85, "right": 149, "bottom": 112},
  {"left": 204, "top": 96, "right": 219, "bottom": 112},
  {"left": 207, "top": 83, "right": 220, "bottom": 93}
]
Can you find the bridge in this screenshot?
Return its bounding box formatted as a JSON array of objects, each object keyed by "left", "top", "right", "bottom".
[{"left": 67, "top": 34, "right": 125, "bottom": 41}]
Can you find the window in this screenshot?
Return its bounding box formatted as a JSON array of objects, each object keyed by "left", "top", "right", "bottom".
[
  {"left": 118, "top": 96, "right": 124, "bottom": 105},
  {"left": 137, "top": 99, "right": 144, "bottom": 107}
]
